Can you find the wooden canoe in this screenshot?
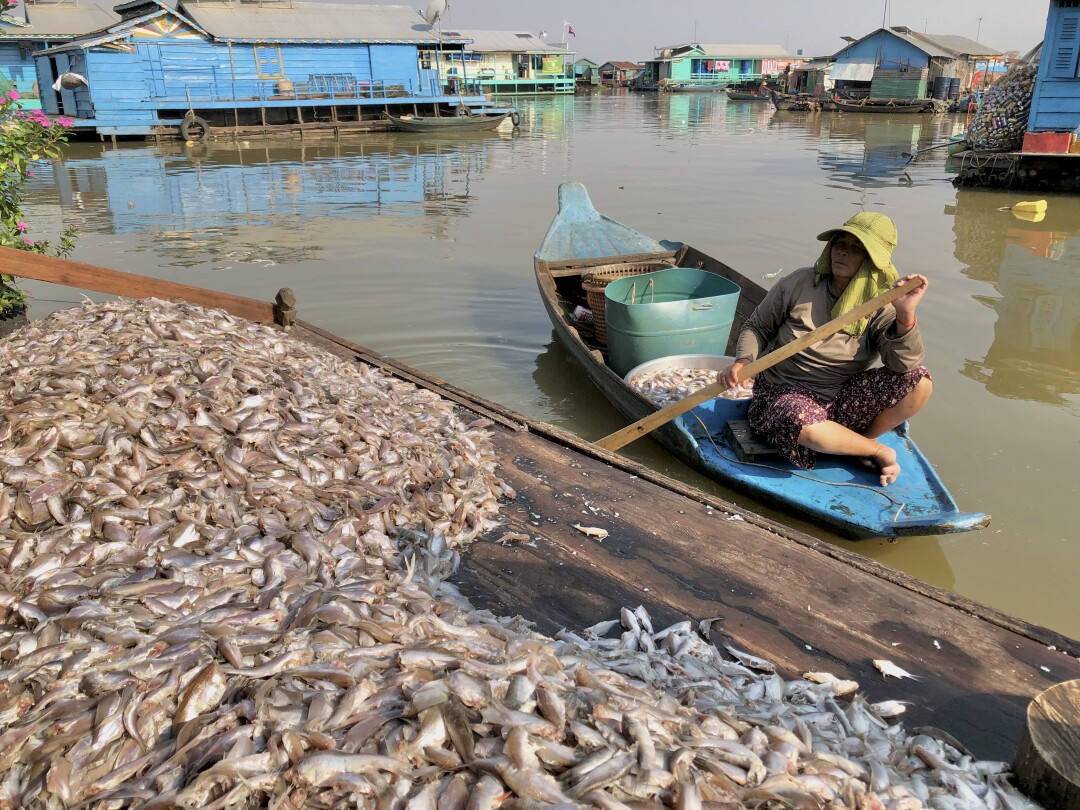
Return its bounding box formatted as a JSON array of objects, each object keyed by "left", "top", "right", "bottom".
[
  {"left": 385, "top": 111, "right": 512, "bottom": 132},
  {"left": 725, "top": 89, "right": 770, "bottom": 101},
  {"left": 833, "top": 98, "right": 935, "bottom": 113},
  {"left": 670, "top": 83, "right": 725, "bottom": 92},
  {"left": 534, "top": 182, "right": 990, "bottom": 540}
]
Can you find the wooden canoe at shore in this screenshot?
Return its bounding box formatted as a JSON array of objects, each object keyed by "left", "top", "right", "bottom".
[{"left": 4, "top": 245, "right": 1079, "bottom": 766}]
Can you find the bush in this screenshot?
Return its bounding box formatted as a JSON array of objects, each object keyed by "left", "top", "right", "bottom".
[{"left": 1, "top": 62, "right": 78, "bottom": 317}]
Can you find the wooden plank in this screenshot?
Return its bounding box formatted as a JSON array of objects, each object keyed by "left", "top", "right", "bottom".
[
  {"left": 0, "top": 248, "right": 276, "bottom": 324},
  {"left": 725, "top": 419, "right": 778, "bottom": 461},
  {"left": 457, "top": 428, "right": 1080, "bottom": 763}
]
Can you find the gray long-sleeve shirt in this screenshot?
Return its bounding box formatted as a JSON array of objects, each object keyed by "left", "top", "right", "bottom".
[{"left": 735, "top": 266, "right": 924, "bottom": 401}]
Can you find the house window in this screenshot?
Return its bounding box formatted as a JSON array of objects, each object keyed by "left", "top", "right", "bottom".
[
  {"left": 254, "top": 45, "right": 284, "bottom": 79},
  {"left": 1048, "top": 10, "right": 1080, "bottom": 78}
]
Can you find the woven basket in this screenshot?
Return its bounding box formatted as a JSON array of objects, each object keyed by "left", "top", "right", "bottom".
[{"left": 582, "top": 262, "right": 673, "bottom": 345}]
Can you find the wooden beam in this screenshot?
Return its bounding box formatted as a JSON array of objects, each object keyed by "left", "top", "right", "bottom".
[{"left": 0, "top": 247, "right": 276, "bottom": 324}]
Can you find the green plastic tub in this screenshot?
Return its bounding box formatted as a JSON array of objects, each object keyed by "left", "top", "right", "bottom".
[{"left": 604, "top": 266, "right": 741, "bottom": 376}]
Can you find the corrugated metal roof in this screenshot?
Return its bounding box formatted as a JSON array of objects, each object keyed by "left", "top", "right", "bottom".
[
  {"left": 662, "top": 43, "right": 792, "bottom": 59},
  {"left": 604, "top": 61, "right": 638, "bottom": 70},
  {"left": 834, "top": 28, "right": 1002, "bottom": 61},
  {"left": 3, "top": 0, "right": 118, "bottom": 39},
  {"left": 453, "top": 30, "right": 564, "bottom": 53},
  {"left": 40, "top": 7, "right": 197, "bottom": 53},
  {"left": 912, "top": 32, "right": 1002, "bottom": 58},
  {"left": 179, "top": 2, "right": 468, "bottom": 44}
]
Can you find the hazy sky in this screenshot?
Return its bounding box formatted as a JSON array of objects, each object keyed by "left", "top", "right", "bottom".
[{"left": 377, "top": 0, "right": 1049, "bottom": 63}]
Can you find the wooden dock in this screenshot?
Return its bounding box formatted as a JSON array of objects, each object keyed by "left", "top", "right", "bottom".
[
  {"left": 5, "top": 246, "right": 1079, "bottom": 766},
  {"left": 952, "top": 149, "right": 1080, "bottom": 193},
  {"left": 297, "top": 321, "right": 1080, "bottom": 764}
]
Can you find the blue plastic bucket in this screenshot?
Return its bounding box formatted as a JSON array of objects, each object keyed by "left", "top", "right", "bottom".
[{"left": 604, "top": 266, "right": 741, "bottom": 376}]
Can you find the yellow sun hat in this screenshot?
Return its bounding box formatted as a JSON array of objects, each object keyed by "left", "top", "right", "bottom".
[{"left": 815, "top": 211, "right": 899, "bottom": 274}]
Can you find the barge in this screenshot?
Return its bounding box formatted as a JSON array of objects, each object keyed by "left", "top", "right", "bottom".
[{"left": 3, "top": 245, "right": 1079, "bottom": 771}]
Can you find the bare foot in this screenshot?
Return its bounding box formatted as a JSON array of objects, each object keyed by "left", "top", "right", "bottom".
[{"left": 870, "top": 444, "right": 900, "bottom": 486}]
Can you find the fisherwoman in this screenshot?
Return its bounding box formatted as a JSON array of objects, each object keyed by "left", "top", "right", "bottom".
[{"left": 718, "top": 212, "right": 931, "bottom": 486}]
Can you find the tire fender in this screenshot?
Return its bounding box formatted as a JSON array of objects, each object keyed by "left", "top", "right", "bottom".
[
  {"left": 510, "top": 111, "right": 520, "bottom": 128},
  {"left": 180, "top": 115, "right": 210, "bottom": 142},
  {"left": 455, "top": 104, "right": 470, "bottom": 117}
]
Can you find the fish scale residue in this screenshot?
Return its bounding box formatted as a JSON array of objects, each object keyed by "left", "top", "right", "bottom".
[{"left": 0, "top": 299, "right": 1040, "bottom": 809}]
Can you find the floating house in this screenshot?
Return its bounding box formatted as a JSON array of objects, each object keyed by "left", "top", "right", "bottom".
[
  {"left": 954, "top": 1, "right": 1080, "bottom": 192},
  {"left": 643, "top": 43, "right": 796, "bottom": 90},
  {"left": 830, "top": 26, "right": 1002, "bottom": 100},
  {"left": 1028, "top": 0, "right": 1080, "bottom": 136},
  {"left": 34, "top": 0, "right": 485, "bottom": 140},
  {"left": 0, "top": 0, "right": 119, "bottom": 109},
  {"left": 444, "top": 30, "right": 574, "bottom": 95},
  {"left": 573, "top": 57, "right": 599, "bottom": 86},
  {"left": 788, "top": 57, "right": 834, "bottom": 96},
  {"left": 599, "top": 60, "right": 637, "bottom": 87}
]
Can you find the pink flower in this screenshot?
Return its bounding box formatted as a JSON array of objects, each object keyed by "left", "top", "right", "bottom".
[
  {"left": 59, "top": 117, "right": 73, "bottom": 127},
  {"left": 4, "top": 90, "right": 19, "bottom": 101},
  {"left": 22, "top": 237, "right": 32, "bottom": 245},
  {"left": 26, "top": 170, "right": 34, "bottom": 176},
  {"left": 15, "top": 222, "right": 27, "bottom": 232}
]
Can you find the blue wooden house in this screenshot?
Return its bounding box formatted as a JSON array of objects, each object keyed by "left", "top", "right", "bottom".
[
  {"left": 35, "top": 0, "right": 481, "bottom": 138},
  {"left": 1028, "top": 0, "right": 1080, "bottom": 134},
  {"left": 830, "top": 26, "right": 1001, "bottom": 100},
  {"left": 0, "top": 0, "right": 119, "bottom": 108}
]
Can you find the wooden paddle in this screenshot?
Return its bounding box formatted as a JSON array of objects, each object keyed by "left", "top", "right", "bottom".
[{"left": 596, "top": 276, "right": 922, "bottom": 452}]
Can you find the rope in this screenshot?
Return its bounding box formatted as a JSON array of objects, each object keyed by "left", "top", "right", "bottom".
[{"left": 689, "top": 413, "right": 908, "bottom": 516}]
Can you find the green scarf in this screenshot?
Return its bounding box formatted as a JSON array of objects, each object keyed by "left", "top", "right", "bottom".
[{"left": 813, "top": 243, "right": 898, "bottom": 337}]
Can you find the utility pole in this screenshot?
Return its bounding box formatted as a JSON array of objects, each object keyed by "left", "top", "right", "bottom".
[{"left": 976, "top": 17, "right": 983, "bottom": 42}]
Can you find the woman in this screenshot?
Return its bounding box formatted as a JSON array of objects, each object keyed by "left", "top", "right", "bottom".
[{"left": 719, "top": 212, "right": 931, "bottom": 486}]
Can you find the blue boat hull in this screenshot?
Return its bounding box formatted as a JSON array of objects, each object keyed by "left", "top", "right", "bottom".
[
  {"left": 535, "top": 182, "right": 990, "bottom": 539},
  {"left": 673, "top": 397, "right": 987, "bottom": 538}
]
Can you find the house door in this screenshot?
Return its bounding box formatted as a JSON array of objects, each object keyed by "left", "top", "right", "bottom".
[
  {"left": 418, "top": 49, "right": 438, "bottom": 95},
  {"left": 141, "top": 44, "right": 167, "bottom": 97},
  {"left": 54, "top": 53, "right": 79, "bottom": 117}
]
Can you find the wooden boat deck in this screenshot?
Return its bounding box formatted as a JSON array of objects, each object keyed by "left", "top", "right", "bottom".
[
  {"left": 295, "top": 321, "right": 1080, "bottom": 765},
  {"left": 4, "top": 245, "right": 1078, "bottom": 768}
]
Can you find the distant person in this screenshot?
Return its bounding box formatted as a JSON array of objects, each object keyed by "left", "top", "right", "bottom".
[{"left": 719, "top": 213, "right": 931, "bottom": 486}]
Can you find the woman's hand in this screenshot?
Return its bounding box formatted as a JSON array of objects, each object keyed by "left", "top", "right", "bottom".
[
  {"left": 719, "top": 360, "right": 746, "bottom": 389},
  {"left": 892, "top": 274, "right": 928, "bottom": 326}
]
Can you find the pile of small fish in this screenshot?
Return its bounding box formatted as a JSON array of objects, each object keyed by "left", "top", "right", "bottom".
[
  {"left": 629, "top": 367, "right": 752, "bottom": 409},
  {"left": 0, "top": 300, "right": 1039, "bottom": 809}
]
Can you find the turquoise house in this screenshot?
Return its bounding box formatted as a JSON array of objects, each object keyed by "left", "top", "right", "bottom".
[
  {"left": 35, "top": 0, "right": 481, "bottom": 138},
  {"left": 650, "top": 43, "right": 794, "bottom": 89}
]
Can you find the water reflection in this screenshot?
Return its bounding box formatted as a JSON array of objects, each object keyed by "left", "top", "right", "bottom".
[
  {"left": 30, "top": 134, "right": 504, "bottom": 266},
  {"left": 953, "top": 192, "right": 1080, "bottom": 408},
  {"left": 767, "top": 113, "right": 967, "bottom": 189},
  {"left": 649, "top": 93, "right": 773, "bottom": 136}
]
